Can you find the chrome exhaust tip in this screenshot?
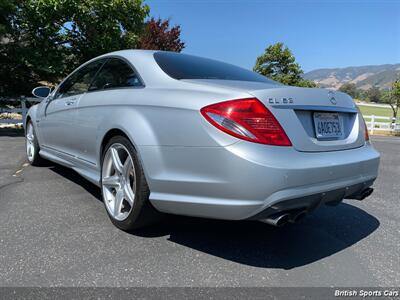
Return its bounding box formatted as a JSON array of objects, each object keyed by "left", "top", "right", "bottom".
[
  {"left": 261, "top": 213, "right": 291, "bottom": 227},
  {"left": 354, "top": 187, "right": 374, "bottom": 200},
  {"left": 289, "top": 210, "right": 308, "bottom": 223}
]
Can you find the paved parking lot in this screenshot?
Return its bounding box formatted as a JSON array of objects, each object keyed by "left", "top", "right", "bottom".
[{"left": 0, "top": 131, "right": 399, "bottom": 287}]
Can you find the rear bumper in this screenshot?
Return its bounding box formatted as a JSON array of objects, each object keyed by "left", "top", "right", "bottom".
[
  {"left": 141, "top": 141, "right": 380, "bottom": 220},
  {"left": 248, "top": 179, "right": 375, "bottom": 220}
]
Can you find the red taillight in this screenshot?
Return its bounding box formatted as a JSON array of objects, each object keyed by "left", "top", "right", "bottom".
[{"left": 200, "top": 98, "right": 292, "bottom": 146}]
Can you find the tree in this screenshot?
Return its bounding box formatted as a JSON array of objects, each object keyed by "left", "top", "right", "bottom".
[
  {"left": 381, "top": 80, "right": 400, "bottom": 120},
  {"left": 0, "top": 0, "right": 150, "bottom": 97},
  {"left": 339, "top": 83, "right": 359, "bottom": 99},
  {"left": 59, "top": 0, "right": 149, "bottom": 64},
  {"left": 364, "top": 86, "right": 381, "bottom": 103},
  {"left": 253, "top": 42, "right": 316, "bottom": 87},
  {"left": 0, "top": 0, "right": 15, "bottom": 36},
  {"left": 1, "top": 2, "right": 186, "bottom": 97},
  {"left": 139, "top": 17, "right": 185, "bottom": 52}
]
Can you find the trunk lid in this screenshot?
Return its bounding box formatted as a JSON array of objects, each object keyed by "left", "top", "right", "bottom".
[
  {"left": 182, "top": 79, "right": 364, "bottom": 152},
  {"left": 249, "top": 87, "right": 364, "bottom": 152}
]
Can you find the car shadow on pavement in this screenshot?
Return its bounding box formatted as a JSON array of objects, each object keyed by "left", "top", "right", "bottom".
[
  {"left": 137, "top": 204, "right": 379, "bottom": 270},
  {"left": 49, "top": 163, "right": 380, "bottom": 270},
  {"left": 48, "top": 164, "right": 102, "bottom": 200}
]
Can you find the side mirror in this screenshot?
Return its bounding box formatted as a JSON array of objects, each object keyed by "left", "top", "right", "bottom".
[{"left": 32, "top": 86, "right": 51, "bottom": 99}]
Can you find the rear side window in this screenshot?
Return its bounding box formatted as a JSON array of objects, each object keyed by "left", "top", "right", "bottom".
[
  {"left": 154, "top": 52, "right": 275, "bottom": 83},
  {"left": 89, "top": 58, "right": 142, "bottom": 91},
  {"left": 55, "top": 59, "right": 105, "bottom": 99}
]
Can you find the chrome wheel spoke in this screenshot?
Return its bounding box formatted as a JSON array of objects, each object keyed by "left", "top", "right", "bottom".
[
  {"left": 124, "top": 184, "right": 135, "bottom": 205},
  {"left": 123, "top": 156, "right": 131, "bottom": 174},
  {"left": 102, "top": 175, "right": 120, "bottom": 188},
  {"left": 123, "top": 156, "right": 135, "bottom": 205},
  {"left": 114, "top": 188, "right": 125, "bottom": 216},
  {"left": 110, "top": 147, "right": 123, "bottom": 173}
]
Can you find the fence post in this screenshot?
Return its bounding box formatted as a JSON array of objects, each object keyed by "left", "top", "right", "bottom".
[
  {"left": 20, "top": 97, "right": 27, "bottom": 128},
  {"left": 370, "top": 115, "right": 375, "bottom": 135},
  {"left": 392, "top": 117, "right": 396, "bottom": 130}
]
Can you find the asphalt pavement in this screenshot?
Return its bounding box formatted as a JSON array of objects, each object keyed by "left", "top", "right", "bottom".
[{"left": 0, "top": 130, "right": 399, "bottom": 287}]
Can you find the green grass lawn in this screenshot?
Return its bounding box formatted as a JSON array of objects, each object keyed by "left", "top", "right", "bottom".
[{"left": 357, "top": 104, "right": 397, "bottom": 122}]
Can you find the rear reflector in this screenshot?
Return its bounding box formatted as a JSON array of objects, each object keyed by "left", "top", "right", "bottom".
[
  {"left": 200, "top": 98, "right": 292, "bottom": 146},
  {"left": 363, "top": 117, "right": 370, "bottom": 141}
]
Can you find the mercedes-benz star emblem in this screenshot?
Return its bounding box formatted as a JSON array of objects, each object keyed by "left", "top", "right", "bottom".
[{"left": 328, "top": 90, "right": 337, "bottom": 105}]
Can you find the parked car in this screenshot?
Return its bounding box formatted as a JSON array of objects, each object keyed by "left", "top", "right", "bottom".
[{"left": 26, "top": 50, "right": 380, "bottom": 230}]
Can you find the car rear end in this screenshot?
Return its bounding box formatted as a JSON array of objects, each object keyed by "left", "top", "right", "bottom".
[
  {"left": 146, "top": 51, "right": 380, "bottom": 225},
  {"left": 197, "top": 86, "right": 379, "bottom": 225}
]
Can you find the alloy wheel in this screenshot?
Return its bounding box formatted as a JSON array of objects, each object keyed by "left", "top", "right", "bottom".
[
  {"left": 26, "top": 122, "right": 35, "bottom": 162},
  {"left": 102, "top": 143, "right": 136, "bottom": 221}
]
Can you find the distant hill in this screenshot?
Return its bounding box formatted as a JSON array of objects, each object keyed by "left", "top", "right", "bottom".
[{"left": 303, "top": 63, "right": 400, "bottom": 90}]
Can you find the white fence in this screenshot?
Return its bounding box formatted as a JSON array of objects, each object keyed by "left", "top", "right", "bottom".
[
  {"left": 364, "top": 115, "right": 400, "bottom": 134},
  {"left": 0, "top": 97, "right": 42, "bottom": 127}
]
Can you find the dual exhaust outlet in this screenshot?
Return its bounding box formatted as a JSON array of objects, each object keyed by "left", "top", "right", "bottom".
[
  {"left": 261, "top": 187, "right": 374, "bottom": 227},
  {"left": 350, "top": 187, "right": 374, "bottom": 201},
  {"left": 261, "top": 210, "right": 308, "bottom": 227}
]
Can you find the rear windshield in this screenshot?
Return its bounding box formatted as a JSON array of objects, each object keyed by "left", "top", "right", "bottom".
[{"left": 154, "top": 52, "right": 275, "bottom": 83}]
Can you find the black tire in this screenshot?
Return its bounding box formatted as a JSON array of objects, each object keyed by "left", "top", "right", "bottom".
[
  {"left": 101, "top": 135, "right": 162, "bottom": 231},
  {"left": 25, "top": 120, "right": 46, "bottom": 166}
]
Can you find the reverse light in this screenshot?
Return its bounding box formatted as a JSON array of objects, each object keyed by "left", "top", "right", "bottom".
[{"left": 200, "top": 98, "right": 292, "bottom": 146}]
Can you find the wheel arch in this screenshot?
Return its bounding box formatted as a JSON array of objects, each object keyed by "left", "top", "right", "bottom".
[
  {"left": 24, "top": 104, "right": 39, "bottom": 133},
  {"left": 100, "top": 128, "right": 131, "bottom": 158},
  {"left": 98, "top": 127, "right": 151, "bottom": 190},
  {"left": 24, "top": 115, "right": 32, "bottom": 131}
]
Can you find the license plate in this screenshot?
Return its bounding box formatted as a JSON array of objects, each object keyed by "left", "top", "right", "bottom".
[{"left": 313, "top": 112, "right": 343, "bottom": 139}]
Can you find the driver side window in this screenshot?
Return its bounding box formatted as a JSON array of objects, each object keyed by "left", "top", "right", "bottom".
[{"left": 54, "top": 59, "right": 105, "bottom": 99}]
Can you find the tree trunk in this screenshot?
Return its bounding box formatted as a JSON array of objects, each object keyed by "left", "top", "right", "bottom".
[{"left": 389, "top": 104, "right": 396, "bottom": 119}]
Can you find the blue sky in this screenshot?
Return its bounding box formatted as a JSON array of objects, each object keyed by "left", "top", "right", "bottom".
[{"left": 145, "top": 0, "right": 400, "bottom": 72}]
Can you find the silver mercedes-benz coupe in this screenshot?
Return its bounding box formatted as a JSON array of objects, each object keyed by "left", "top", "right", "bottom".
[{"left": 26, "top": 50, "right": 380, "bottom": 230}]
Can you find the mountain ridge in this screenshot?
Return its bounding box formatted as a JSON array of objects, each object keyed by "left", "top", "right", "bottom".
[{"left": 303, "top": 63, "right": 400, "bottom": 90}]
